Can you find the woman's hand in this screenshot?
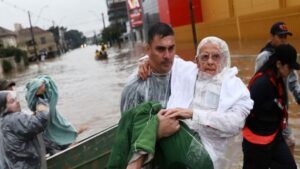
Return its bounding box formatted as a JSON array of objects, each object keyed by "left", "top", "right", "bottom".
[
  {"left": 36, "top": 103, "right": 49, "bottom": 113},
  {"left": 157, "top": 110, "right": 180, "bottom": 139},
  {"left": 138, "top": 60, "right": 151, "bottom": 80},
  {"left": 36, "top": 83, "right": 46, "bottom": 95},
  {"left": 162, "top": 108, "right": 193, "bottom": 119}
]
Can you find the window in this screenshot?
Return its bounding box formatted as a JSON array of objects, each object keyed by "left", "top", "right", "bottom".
[{"left": 40, "top": 37, "right": 47, "bottom": 44}]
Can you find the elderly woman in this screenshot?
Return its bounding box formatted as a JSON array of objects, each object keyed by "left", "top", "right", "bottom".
[
  {"left": 0, "top": 91, "right": 49, "bottom": 169},
  {"left": 161, "top": 36, "right": 253, "bottom": 169}
]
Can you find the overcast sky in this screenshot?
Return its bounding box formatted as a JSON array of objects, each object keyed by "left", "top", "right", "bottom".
[{"left": 0, "top": 0, "right": 109, "bottom": 37}]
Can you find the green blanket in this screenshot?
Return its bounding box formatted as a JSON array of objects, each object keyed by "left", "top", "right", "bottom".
[{"left": 108, "top": 101, "right": 213, "bottom": 169}]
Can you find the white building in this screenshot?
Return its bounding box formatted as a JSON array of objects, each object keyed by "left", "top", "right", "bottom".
[{"left": 0, "top": 26, "right": 17, "bottom": 48}]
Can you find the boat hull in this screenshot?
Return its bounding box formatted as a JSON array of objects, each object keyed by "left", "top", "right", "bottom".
[{"left": 47, "top": 125, "right": 117, "bottom": 169}]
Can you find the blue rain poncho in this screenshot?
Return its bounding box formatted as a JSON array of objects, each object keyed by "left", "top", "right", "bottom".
[
  {"left": 0, "top": 91, "right": 49, "bottom": 169},
  {"left": 25, "top": 75, "right": 77, "bottom": 146}
]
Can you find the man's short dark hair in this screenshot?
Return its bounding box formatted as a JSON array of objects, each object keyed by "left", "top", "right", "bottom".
[{"left": 147, "top": 22, "right": 174, "bottom": 44}]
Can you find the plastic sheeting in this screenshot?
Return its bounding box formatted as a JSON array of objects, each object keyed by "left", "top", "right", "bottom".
[
  {"left": 167, "top": 37, "right": 253, "bottom": 169},
  {"left": 191, "top": 37, "right": 252, "bottom": 169},
  {"left": 120, "top": 71, "right": 171, "bottom": 113},
  {"left": 0, "top": 91, "right": 49, "bottom": 169}
]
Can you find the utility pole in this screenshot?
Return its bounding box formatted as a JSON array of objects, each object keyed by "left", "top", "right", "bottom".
[
  {"left": 28, "top": 11, "right": 38, "bottom": 62},
  {"left": 52, "top": 20, "right": 59, "bottom": 56},
  {"left": 102, "top": 12, "right": 106, "bottom": 29},
  {"left": 189, "top": 0, "right": 198, "bottom": 53}
]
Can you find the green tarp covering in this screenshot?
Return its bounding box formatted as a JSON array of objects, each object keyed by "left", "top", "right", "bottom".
[{"left": 108, "top": 101, "right": 213, "bottom": 169}]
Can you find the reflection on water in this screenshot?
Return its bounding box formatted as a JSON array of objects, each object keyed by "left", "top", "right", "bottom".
[{"left": 3, "top": 43, "right": 299, "bottom": 165}]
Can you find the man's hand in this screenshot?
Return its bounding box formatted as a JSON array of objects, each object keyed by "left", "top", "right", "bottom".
[
  {"left": 163, "top": 108, "right": 193, "bottom": 119},
  {"left": 157, "top": 110, "right": 180, "bottom": 139}
]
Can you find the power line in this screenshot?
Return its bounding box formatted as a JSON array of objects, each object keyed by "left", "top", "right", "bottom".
[
  {"left": 1, "top": 0, "right": 104, "bottom": 35},
  {"left": 64, "top": 19, "right": 101, "bottom": 27},
  {"left": 1, "top": 0, "right": 54, "bottom": 25}
]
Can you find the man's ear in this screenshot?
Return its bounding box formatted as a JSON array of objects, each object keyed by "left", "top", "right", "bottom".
[{"left": 145, "top": 43, "right": 151, "bottom": 55}]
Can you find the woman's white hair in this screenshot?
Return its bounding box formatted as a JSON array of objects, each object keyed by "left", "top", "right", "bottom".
[{"left": 196, "top": 36, "right": 231, "bottom": 69}]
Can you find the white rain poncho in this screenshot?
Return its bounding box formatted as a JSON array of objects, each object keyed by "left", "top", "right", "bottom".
[
  {"left": 120, "top": 63, "right": 171, "bottom": 113},
  {"left": 167, "top": 36, "right": 253, "bottom": 169},
  {"left": 0, "top": 91, "right": 49, "bottom": 169}
]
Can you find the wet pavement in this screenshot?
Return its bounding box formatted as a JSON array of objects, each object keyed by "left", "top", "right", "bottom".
[{"left": 3, "top": 42, "right": 300, "bottom": 166}]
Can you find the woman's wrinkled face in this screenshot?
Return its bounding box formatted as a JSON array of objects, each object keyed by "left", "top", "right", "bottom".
[
  {"left": 36, "top": 83, "right": 46, "bottom": 95},
  {"left": 6, "top": 92, "right": 21, "bottom": 113},
  {"left": 196, "top": 43, "right": 223, "bottom": 76}
]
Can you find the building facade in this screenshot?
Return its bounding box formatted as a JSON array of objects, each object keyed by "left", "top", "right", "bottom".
[
  {"left": 0, "top": 27, "right": 17, "bottom": 48},
  {"left": 137, "top": 0, "right": 300, "bottom": 60},
  {"left": 107, "top": 0, "right": 128, "bottom": 33},
  {"left": 141, "top": 0, "right": 160, "bottom": 42},
  {"left": 16, "top": 25, "right": 58, "bottom": 60}
]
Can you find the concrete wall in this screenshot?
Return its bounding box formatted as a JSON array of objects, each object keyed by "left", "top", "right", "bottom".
[
  {"left": 201, "top": 0, "right": 232, "bottom": 21},
  {"left": 234, "top": 0, "right": 280, "bottom": 16},
  {"left": 287, "top": 0, "right": 300, "bottom": 6},
  {"left": 197, "top": 0, "right": 300, "bottom": 40},
  {"left": 173, "top": 0, "right": 300, "bottom": 60}
]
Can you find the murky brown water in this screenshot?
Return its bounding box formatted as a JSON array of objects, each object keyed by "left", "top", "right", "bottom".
[
  {"left": 3, "top": 42, "right": 299, "bottom": 166},
  {"left": 4, "top": 44, "right": 143, "bottom": 141}
]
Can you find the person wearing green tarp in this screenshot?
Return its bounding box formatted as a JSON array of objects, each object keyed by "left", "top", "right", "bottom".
[{"left": 25, "top": 75, "right": 80, "bottom": 155}]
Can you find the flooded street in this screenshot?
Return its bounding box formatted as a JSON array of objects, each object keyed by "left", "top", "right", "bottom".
[
  {"left": 4, "top": 43, "right": 300, "bottom": 166},
  {"left": 6, "top": 44, "right": 142, "bottom": 141}
]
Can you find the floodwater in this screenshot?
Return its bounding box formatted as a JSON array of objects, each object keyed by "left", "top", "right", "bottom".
[
  {"left": 5, "top": 44, "right": 143, "bottom": 141},
  {"left": 3, "top": 43, "right": 300, "bottom": 166}
]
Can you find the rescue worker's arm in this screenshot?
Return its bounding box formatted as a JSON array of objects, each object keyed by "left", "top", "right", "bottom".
[
  {"left": 288, "top": 71, "right": 300, "bottom": 104},
  {"left": 255, "top": 51, "right": 272, "bottom": 72}
]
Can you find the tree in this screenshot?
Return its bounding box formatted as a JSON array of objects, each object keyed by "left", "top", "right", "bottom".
[
  {"left": 48, "top": 26, "right": 68, "bottom": 53},
  {"left": 101, "top": 23, "right": 122, "bottom": 46},
  {"left": 48, "top": 26, "right": 60, "bottom": 46},
  {"left": 64, "top": 30, "right": 86, "bottom": 49}
]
